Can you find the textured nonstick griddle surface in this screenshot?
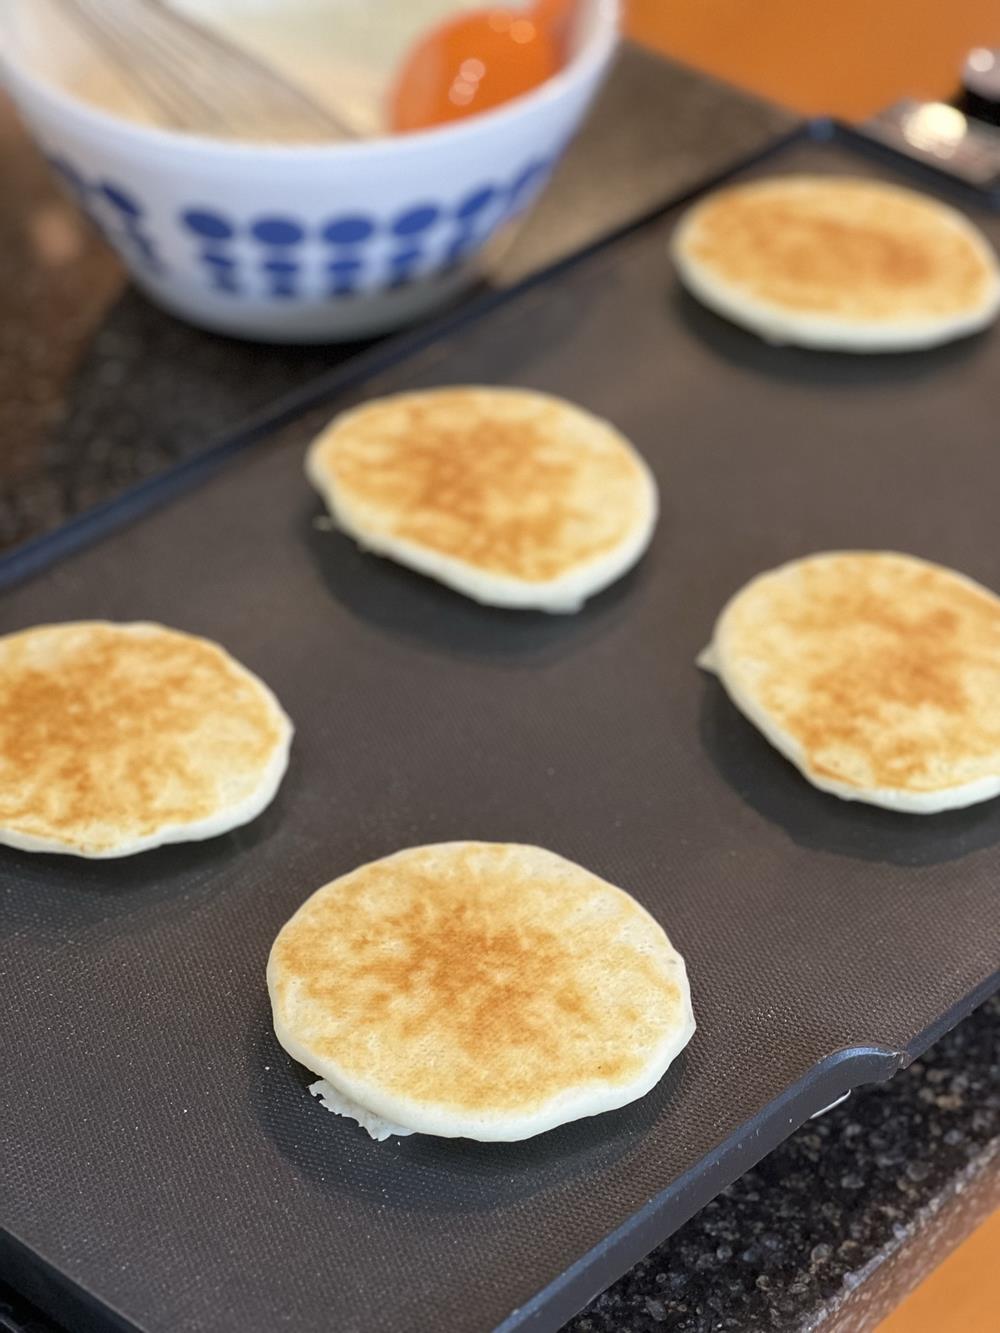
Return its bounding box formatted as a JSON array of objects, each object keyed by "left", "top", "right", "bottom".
[{"left": 2, "top": 133, "right": 999, "bottom": 1333}]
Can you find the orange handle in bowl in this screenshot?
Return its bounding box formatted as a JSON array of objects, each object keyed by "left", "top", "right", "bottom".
[{"left": 389, "top": 1, "right": 578, "bottom": 135}]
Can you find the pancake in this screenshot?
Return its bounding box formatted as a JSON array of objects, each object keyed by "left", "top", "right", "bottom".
[
  {"left": 305, "top": 387, "right": 658, "bottom": 612},
  {"left": 267, "top": 842, "right": 695, "bottom": 1141},
  {"left": 700, "top": 552, "right": 1000, "bottom": 812},
  {"left": 0, "top": 621, "right": 292, "bottom": 857},
  {"left": 671, "top": 175, "right": 1000, "bottom": 351}
]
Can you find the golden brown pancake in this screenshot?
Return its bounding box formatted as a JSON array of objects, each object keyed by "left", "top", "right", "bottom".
[
  {"left": 700, "top": 552, "right": 1000, "bottom": 811},
  {"left": 672, "top": 176, "right": 1000, "bottom": 350},
  {"left": 267, "top": 842, "right": 695, "bottom": 1140},
  {"left": 0, "top": 621, "right": 292, "bottom": 857},
  {"left": 305, "top": 387, "right": 658, "bottom": 612}
]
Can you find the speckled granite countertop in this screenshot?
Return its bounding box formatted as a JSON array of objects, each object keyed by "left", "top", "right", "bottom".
[
  {"left": 0, "top": 44, "right": 997, "bottom": 1333},
  {"left": 567, "top": 997, "right": 999, "bottom": 1333}
]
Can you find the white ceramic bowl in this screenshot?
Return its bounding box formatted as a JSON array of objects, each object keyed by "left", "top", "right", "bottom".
[{"left": 1, "top": 0, "right": 618, "bottom": 342}]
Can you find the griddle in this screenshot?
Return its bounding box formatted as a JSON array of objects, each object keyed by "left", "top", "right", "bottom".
[{"left": 2, "top": 125, "right": 999, "bottom": 1333}]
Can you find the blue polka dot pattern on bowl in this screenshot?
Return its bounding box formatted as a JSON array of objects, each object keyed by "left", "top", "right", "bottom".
[
  {"left": 323, "top": 216, "right": 376, "bottom": 246},
  {"left": 47, "top": 157, "right": 163, "bottom": 273},
  {"left": 388, "top": 247, "right": 426, "bottom": 289},
  {"left": 44, "top": 151, "right": 558, "bottom": 303},
  {"left": 262, "top": 258, "right": 301, "bottom": 299},
  {"left": 251, "top": 217, "right": 307, "bottom": 247},
  {"left": 391, "top": 204, "right": 441, "bottom": 237},
  {"left": 508, "top": 159, "right": 552, "bottom": 213},
  {"left": 457, "top": 185, "right": 499, "bottom": 219},
  {"left": 101, "top": 182, "right": 142, "bottom": 217},
  {"left": 327, "top": 258, "right": 363, "bottom": 298},
  {"left": 182, "top": 209, "right": 235, "bottom": 240}
]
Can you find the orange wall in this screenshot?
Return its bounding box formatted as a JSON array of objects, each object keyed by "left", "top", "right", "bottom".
[{"left": 625, "top": 0, "right": 1000, "bottom": 120}]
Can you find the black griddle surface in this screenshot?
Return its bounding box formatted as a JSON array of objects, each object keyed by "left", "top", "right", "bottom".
[{"left": 2, "top": 128, "right": 999, "bottom": 1333}]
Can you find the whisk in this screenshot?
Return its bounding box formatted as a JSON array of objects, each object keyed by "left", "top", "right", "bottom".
[{"left": 62, "top": 0, "right": 355, "bottom": 142}]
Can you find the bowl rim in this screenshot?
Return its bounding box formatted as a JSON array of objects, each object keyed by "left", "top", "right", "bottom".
[{"left": 2, "top": 0, "right": 620, "bottom": 160}]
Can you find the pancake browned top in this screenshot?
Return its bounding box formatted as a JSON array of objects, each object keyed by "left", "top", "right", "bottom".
[
  {"left": 714, "top": 553, "right": 1000, "bottom": 797},
  {"left": 677, "top": 176, "right": 996, "bottom": 322},
  {"left": 306, "top": 388, "right": 652, "bottom": 584},
  {"left": 268, "top": 843, "right": 692, "bottom": 1136},
  {"left": 0, "top": 622, "right": 289, "bottom": 856}
]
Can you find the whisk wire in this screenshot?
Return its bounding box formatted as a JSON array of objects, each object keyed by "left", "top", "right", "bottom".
[
  {"left": 69, "top": 3, "right": 230, "bottom": 133},
  {"left": 64, "top": 0, "right": 351, "bottom": 141}
]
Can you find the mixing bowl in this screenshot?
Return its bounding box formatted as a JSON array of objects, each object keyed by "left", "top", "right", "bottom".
[{"left": 1, "top": 0, "right": 619, "bottom": 342}]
